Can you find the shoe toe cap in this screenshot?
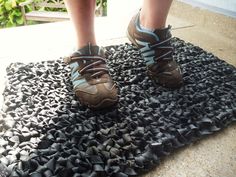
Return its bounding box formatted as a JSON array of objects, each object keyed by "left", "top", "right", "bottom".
[
  {"left": 75, "top": 82, "right": 118, "bottom": 109},
  {"left": 155, "top": 67, "right": 183, "bottom": 88}
]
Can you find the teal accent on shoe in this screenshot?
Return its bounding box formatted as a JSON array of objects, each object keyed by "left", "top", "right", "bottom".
[
  {"left": 136, "top": 40, "right": 150, "bottom": 53},
  {"left": 71, "top": 71, "right": 80, "bottom": 81},
  {"left": 135, "top": 39, "right": 155, "bottom": 66},
  {"left": 70, "top": 62, "right": 79, "bottom": 73},
  {"left": 135, "top": 13, "right": 160, "bottom": 42},
  {"left": 144, "top": 56, "right": 155, "bottom": 65},
  {"left": 73, "top": 79, "right": 86, "bottom": 89},
  {"left": 142, "top": 50, "right": 155, "bottom": 57}
]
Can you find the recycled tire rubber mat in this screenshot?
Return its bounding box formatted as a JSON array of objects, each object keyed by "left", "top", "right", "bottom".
[{"left": 0, "top": 38, "right": 236, "bottom": 177}]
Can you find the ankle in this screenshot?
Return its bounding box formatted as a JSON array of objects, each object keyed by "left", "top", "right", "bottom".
[
  {"left": 77, "top": 43, "right": 97, "bottom": 50},
  {"left": 139, "top": 10, "right": 166, "bottom": 30},
  {"left": 77, "top": 39, "right": 97, "bottom": 50}
]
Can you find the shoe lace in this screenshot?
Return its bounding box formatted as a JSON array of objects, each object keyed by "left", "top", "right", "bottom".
[
  {"left": 149, "top": 36, "right": 173, "bottom": 61},
  {"left": 66, "top": 55, "right": 109, "bottom": 78}
]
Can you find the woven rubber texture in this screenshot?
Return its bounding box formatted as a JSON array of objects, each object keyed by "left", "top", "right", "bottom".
[{"left": 0, "top": 38, "right": 236, "bottom": 177}]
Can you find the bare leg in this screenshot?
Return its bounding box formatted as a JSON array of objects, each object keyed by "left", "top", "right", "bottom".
[
  {"left": 64, "top": 0, "right": 96, "bottom": 49},
  {"left": 140, "top": 0, "right": 173, "bottom": 30}
]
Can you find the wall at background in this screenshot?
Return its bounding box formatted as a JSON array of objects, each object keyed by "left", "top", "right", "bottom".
[{"left": 179, "top": 0, "right": 236, "bottom": 18}]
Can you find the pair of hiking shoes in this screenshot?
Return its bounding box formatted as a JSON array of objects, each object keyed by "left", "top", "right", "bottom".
[{"left": 64, "top": 13, "right": 183, "bottom": 109}]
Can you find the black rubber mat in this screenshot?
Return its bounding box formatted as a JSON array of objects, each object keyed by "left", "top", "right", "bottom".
[{"left": 0, "top": 38, "right": 236, "bottom": 177}]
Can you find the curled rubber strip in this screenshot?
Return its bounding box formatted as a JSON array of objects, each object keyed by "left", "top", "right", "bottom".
[{"left": 0, "top": 38, "right": 236, "bottom": 177}]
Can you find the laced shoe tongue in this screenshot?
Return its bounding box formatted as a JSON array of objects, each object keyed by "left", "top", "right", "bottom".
[
  {"left": 149, "top": 26, "right": 173, "bottom": 72},
  {"left": 74, "top": 44, "right": 108, "bottom": 79}
]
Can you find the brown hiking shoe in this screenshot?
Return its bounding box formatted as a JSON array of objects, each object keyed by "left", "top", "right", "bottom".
[
  {"left": 64, "top": 44, "right": 118, "bottom": 109},
  {"left": 127, "top": 13, "right": 183, "bottom": 88}
]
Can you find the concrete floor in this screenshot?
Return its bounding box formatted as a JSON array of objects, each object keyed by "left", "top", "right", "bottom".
[
  {"left": 170, "top": 1, "right": 236, "bottom": 67},
  {"left": 0, "top": 1, "right": 235, "bottom": 177}
]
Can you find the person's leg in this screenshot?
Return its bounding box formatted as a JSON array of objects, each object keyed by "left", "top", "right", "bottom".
[
  {"left": 64, "top": 0, "right": 96, "bottom": 49},
  {"left": 127, "top": 0, "right": 183, "bottom": 88},
  {"left": 140, "top": 0, "right": 173, "bottom": 30},
  {"left": 63, "top": 0, "right": 118, "bottom": 109}
]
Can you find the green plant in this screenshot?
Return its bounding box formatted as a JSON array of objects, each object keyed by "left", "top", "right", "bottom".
[
  {"left": 0, "top": 0, "right": 31, "bottom": 28},
  {"left": 0, "top": 0, "right": 107, "bottom": 28},
  {"left": 97, "top": 0, "right": 107, "bottom": 16}
]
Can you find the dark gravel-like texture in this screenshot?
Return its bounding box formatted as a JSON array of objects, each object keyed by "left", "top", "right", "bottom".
[{"left": 0, "top": 38, "right": 236, "bottom": 177}]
